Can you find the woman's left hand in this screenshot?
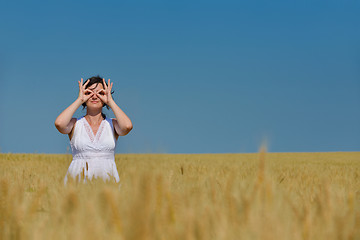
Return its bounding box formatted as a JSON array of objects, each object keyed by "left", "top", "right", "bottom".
[{"left": 96, "top": 78, "right": 114, "bottom": 105}]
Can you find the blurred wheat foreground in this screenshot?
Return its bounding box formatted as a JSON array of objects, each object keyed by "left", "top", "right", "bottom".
[{"left": 0, "top": 152, "right": 359, "bottom": 240}]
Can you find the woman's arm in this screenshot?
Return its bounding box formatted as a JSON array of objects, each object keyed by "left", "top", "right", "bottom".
[
  {"left": 54, "top": 99, "right": 82, "bottom": 134},
  {"left": 55, "top": 79, "right": 93, "bottom": 134},
  {"left": 108, "top": 99, "right": 133, "bottom": 136},
  {"left": 96, "top": 79, "right": 133, "bottom": 136}
]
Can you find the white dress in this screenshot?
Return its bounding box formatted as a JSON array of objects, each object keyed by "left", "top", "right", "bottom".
[{"left": 64, "top": 116, "right": 120, "bottom": 184}]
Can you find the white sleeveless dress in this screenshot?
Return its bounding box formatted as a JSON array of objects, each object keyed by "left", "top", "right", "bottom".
[{"left": 64, "top": 116, "right": 120, "bottom": 184}]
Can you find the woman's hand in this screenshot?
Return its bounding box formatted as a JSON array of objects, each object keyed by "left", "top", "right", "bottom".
[
  {"left": 78, "top": 78, "right": 94, "bottom": 103},
  {"left": 96, "top": 78, "right": 114, "bottom": 105}
]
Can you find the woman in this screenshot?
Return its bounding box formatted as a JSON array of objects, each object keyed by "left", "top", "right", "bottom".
[{"left": 55, "top": 76, "right": 133, "bottom": 184}]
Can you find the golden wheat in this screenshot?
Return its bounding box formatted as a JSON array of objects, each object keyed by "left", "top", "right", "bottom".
[{"left": 0, "top": 152, "right": 359, "bottom": 240}]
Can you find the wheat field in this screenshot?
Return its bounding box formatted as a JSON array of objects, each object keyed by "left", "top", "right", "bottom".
[{"left": 0, "top": 151, "right": 359, "bottom": 240}]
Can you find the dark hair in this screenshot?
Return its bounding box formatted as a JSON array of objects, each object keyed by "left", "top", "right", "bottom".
[{"left": 81, "top": 75, "right": 114, "bottom": 119}]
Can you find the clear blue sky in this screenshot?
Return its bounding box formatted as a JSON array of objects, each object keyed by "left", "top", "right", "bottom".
[{"left": 0, "top": 0, "right": 359, "bottom": 153}]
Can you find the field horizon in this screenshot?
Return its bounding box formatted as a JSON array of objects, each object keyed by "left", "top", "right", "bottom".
[{"left": 1, "top": 150, "right": 359, "bottom": 155}]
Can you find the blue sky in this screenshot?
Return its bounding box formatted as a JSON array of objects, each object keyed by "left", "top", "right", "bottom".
[{"left": 0, "top": 0, "right": 359, "bottom": 153}]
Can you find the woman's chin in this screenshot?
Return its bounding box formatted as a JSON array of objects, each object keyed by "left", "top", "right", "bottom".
[{"left": 86, "top": 103, "right": 103, "bottom": 110}]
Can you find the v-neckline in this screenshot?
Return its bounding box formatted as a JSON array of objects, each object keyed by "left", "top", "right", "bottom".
[{"left": 83, "top": 116, "right": 105, "bottom": 142}]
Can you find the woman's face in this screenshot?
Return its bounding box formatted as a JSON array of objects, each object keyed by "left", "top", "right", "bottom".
[{"left": 85, "top": 83, "right": 105, "bottom": 109}]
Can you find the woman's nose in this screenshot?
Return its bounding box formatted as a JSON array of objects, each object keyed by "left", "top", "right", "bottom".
[{"left": 91, "top": 92, "right": 98, "bottom": 99}]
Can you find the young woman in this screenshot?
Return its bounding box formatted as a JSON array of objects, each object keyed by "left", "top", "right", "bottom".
[{"left": 55, "top": 76, "right": 133, "bottom": 184}]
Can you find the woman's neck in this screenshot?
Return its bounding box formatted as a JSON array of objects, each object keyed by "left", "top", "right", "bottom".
[{"left": 85, "top": 110, "right": 103, "bottom": 124}]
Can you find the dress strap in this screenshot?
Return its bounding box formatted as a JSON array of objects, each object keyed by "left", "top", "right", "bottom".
[{"left": 106, "top": 118, "right": 114, "bottom": 133}]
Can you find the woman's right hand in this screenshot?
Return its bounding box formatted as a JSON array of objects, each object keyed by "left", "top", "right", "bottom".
[{"left": 78, "top": 78, "right": 94, "bottom": 103}]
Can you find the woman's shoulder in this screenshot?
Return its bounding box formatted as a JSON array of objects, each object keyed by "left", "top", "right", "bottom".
[
  {"left": 71, "top": 116, "right": 85, "bottom": 131},
  {"left": 109, "top": 118, "right": 119, "bottom": 140},
  {"left": 104, "top": 117, "right": 115, "bottom": 126},
  {"left": 68, "top": 117, "right": 80, "bottom": 141},
  {"left": 72, "top": 117, "right": 83, "bottom": 124},
  {"left": 109, "top": 118, "right": 119, "bottom": 128}
]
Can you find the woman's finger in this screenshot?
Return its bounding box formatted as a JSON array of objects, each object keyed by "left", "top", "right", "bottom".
[
  {"left": 86, "top": 92, "right": 95, "bottom": 99},
  {"left": 86, "top": 93, "right": 93, "bottom": 99},
  {"left": 97, "top": 89, "right": 106, "bottom": 94},
  {"left": 84, "top": 89, "right": 93, "bottom": 96},
  {"left": 96, "top": 92, "right": 106, "bottom": 102},
  {"left": 83, "top": 79, "right": 90, "bottom": 88},
  {"left": 107, "top": 82, "right": 112, "bottom": 94},
  {"left": 102, "top": 78, "right": 108, "bottom": 90},
  {"left": 97, "top": 89, "right": 106, "bottom": 98}
]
